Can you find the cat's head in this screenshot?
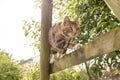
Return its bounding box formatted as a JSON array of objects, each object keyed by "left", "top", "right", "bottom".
[{"left": 61, "top": 16, "right": 80, "bottom": 38}]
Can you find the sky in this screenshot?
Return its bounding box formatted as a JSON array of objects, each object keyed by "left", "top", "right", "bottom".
[{"left": 0, "top": 0, "right": 41, "bottom": 60}]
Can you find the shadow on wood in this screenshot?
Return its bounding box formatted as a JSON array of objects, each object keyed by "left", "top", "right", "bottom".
[{"left": 50, "top": 26, "right": 120, "bottom": 74}]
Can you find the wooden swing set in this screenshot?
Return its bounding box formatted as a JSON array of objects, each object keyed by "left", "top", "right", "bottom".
[{"left": 40, "top": 0, "right": 120, "bottom": 80}]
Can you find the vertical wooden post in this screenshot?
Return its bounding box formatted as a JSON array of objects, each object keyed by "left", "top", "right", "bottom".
[{"left": 40, "top": 0, "right": 52, "bottom": 80}]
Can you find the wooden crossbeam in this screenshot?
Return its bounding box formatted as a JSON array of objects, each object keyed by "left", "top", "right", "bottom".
[
  {"left": 104, "top": 0, "right": 120, "bottom": 20},
  {"left": 50, "top": 26, "right": 120, "bottom": 74}
]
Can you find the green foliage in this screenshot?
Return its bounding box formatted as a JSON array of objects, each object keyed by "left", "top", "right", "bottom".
[
  {"left": 31, "top": 64, "right": 40, "bottom": 80},
  {"left": 22, "top": 19, "right": 41, "bottom": 51},
  {"left": 22, "top": 64, "right": 40, "bottom": 80},
  {"left": 0, "top": 50, "right": 22, "bottom": 80},
  {"left": 90, "top": 58, "right": 105, "bottom": 79},
  {"left": 23, "top": 63, "right": 88, "bottom": 80},
  {"left": 104, "top": 51, "right": 120, "bottom": 70},
  {"left": 90, "top": 51, "right": 120, "bottom": 79}
]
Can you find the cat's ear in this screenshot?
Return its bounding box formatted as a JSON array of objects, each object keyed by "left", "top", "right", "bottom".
[{"left": 63, "top": 16, "right": 70, "bottom": 25}]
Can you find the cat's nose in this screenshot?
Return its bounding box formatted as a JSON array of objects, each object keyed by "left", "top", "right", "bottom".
[{"left": 74, "top": 32, "right": 78, "bottom": 35}]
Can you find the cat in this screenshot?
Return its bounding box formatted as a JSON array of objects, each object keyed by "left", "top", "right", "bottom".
[{"left": 49, "top": 16, "right": 80, "bottom": 60}]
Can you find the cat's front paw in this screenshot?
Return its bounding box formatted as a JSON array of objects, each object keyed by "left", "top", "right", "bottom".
[
  {"left": 50, "top": 52, "right": 60, "bottom": 63},
  {"left": 73, "top": 44, "right": 81, "bottom": 50}
]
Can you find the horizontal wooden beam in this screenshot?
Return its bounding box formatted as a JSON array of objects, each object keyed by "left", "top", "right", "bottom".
[
  {"left": 104, "top": 0, "right": 120, "bottom": 20},
  {"left": 50, "top": 26, "right": 120, "bottom": 74}
]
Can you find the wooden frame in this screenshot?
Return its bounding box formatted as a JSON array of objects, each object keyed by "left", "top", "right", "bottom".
[{"left": 40, "top": 0, "right": 120, "bottom": 79}]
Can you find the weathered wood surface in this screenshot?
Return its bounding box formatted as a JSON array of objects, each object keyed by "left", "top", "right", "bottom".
[
  {"left": 104, "top": 0, "right": 120, "bottom": 20},
  {"left": 40, "top": 0, "right": 52, "bottom": 80},
  {"left": 50, "top": 26, "right": 120, "bottom": 74}
]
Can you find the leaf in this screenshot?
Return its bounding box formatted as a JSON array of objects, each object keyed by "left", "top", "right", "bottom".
[{"left": 24, "top": 30, "right": 29, "bottom": 36}]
